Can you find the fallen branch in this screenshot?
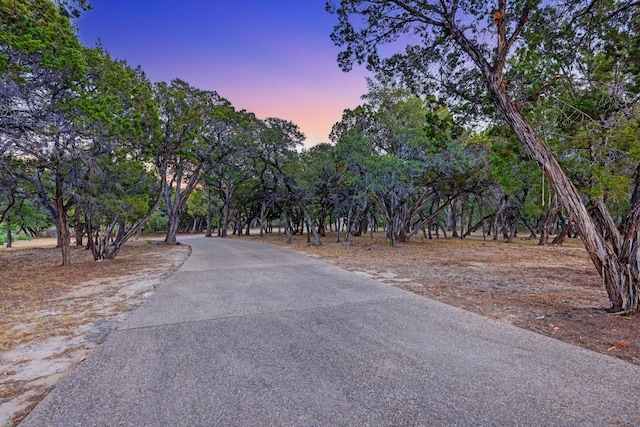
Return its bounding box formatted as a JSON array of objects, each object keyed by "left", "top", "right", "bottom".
[{"left": 609, "top": 309, "right": 635, "bottom": 316}]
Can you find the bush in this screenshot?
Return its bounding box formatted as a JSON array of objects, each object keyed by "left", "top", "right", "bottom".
[
  {"left": 0, "top": 232, "right": 32, "bottom": 245},
  {"left": 145, "top": 210, "right": 168, "bottom": 233}
]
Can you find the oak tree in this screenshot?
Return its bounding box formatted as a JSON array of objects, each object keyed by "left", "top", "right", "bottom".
[{"left": 328, "top": 0, "right": 640, "bottom": 312}]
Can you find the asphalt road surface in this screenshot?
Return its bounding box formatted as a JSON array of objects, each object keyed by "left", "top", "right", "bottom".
[{"left": 21, "top": 235, "right": 640, "bottom": 426}]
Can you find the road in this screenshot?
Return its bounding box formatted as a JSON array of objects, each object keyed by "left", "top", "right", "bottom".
[{"left": 21, "top": 235, "right": 640, "bottom": 426}]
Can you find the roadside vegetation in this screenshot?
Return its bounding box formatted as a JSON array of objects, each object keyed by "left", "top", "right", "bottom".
[
  {"left": 3, "top": 1, "right": 639, "bottom": 424},
  {"left": 1, "top": 1, "right": 639, "bottom": 315}
]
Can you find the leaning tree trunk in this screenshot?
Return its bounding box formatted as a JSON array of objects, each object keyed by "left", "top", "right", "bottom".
[
  {"left": 551, "top": 216, "right": 572, "bottom": 246},
  {"left": 463, "top": 213, "right": 494, "bottom": 238},
  {"left": 538, "top": 208, "right": 557, "bottom": 246},
  {"left": 492, "top": 195, "right": 508, "bottom": 241},
  {"left": 302, "top": 206, "right": 322, "bottom": 246},
  {"left": 102, "top": 194, "right": 162, "bottom": 260},
  {"left": 616, "top": 165, "right": 640, "bottom": 312},
  {"left": 489, "top": 79, "right": 639, "bottom": 312},
  {"left": 591, "top": 196, "right": 623, "bottom": 255}
]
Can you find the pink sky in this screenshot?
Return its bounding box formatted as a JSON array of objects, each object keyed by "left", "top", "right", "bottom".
[{"left": 78, "top": 0, "right": 371, "bottom": 147}]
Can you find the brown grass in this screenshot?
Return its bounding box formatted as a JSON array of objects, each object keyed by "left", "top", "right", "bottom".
[
  {"left": 2, "top": 231, "right": 639, "bottom": 424},
  {"left": 0, "top": 239, "right": 190, "bottom": 425}
]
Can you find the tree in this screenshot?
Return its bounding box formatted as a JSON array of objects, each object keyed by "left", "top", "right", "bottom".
[
  {"left": 486, "top": 125, "right": 547, "bottom": 242},
  {"left": 153, "top": 80, "right": 237, "bottom": 244},
  {"left": 77, "top": 47, "right": 162, "bottom": 260},
  {"left": 328, "top": 0, "right": 640, "bottom": 312},
  {"left": 1, "top": 0, "right": 92, "bottom": 265},
  {"left": 254, "top": 117, "right": 322, "bottom": 245},
  {"left": 299, "top": 143, "right": 342, "bottom": 237},
  {"left": 206, "top": 111, "right": 260, "bottom": 237},
  {"left": 331, "top": 83, "right": 476, "bottom": 245}
]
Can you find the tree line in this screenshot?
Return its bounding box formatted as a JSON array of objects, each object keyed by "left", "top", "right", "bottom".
[{"left": 1, "top": 0, "right": 639, "bottom": 312}]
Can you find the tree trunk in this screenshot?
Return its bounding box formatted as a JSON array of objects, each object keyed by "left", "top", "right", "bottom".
[
  {"left": 259, "top": 201, "right": 269, "bottom": 238},
  {"left": 220, "top": 196, "right": 230, "bottom": 237},
  {"left": 616, "top": 165, "right": 640, "bottom": 312},
  {"left": 216, "top": 209, "right": 221, "bottom": 237},
  {"left": 538, "top": 208, "right": 557, "bottom": 246},
  {"left": 73, "top": 211, "right": 84, "bottom": 246},
  {"left": 591, "top": 196, "right": 623, "bottom": 254},
  {"left": 552, "top": 216, "right": 572, "bottom": 245},
  {"left": 165, "top": 208, "right": 181, "bottom": 244},
  {"left": 505, "top": 208, "right": 521, "bottom": 243},
  {"left": 5, "top": 217, "right": 12, "bottom": 248},
  {"left": 492, "top": 195, "right": 508, "bottom": 241},
  {"left": 370, "top": 212, "right": 375, "bottom": 239},
  {"left": 116, "top": 219, "right": 126, "bottom": 242},
  {"left": 283, "top": 210, "right": 292, "bottom": 243},
  {"left": 464, "top": 200, "right": 475, "bottom": 239},
  {"left": 523, "top": 217, "right": 537, "bottom": 239},
  {"left": 463, "top": 213, "right": 494, "bottom": 238},
  {"left": 55, "top": 174, "right": 71, "bottom": 266},
  {"left": 103, "top": 194, "right": 162, "bottom": 260},
  {"left": 488, "top": 79, "right": 639, "bottom": 312},
  {"left": 302, "top": 206, "right": 322, "bottom": 246},
  {"left": 318, "top": 204, "right": 329, "bottom": 237},
  {"left": 388, "top": 213, "right": 396, "bottom": 247},
  {"left": 449, "top": 199, "right": 458, "bottom": 238},
  {"left": 345, "top": 202, "right": 354, "bottom": 245},
  {"left": 205, "top": 191, "right": 213, "bottom": 238}
]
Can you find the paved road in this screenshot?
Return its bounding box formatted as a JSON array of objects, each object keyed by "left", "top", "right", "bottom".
[{"left": 21, "top": 236, "right": 640, "bottom": 426}]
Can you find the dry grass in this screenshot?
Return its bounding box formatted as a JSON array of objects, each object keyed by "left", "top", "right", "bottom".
[
  {"left": 0, "top": 242, "right": 182, "bottom": 353},
  {"left": 0, "top": 239, "right": 190, "bottom": 426},
  {"left": 2, "top": 231, "right": 639, "bottom": 424}
]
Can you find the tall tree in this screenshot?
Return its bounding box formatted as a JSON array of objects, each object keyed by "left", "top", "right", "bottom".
[
  {"left": 255, "top": 118, "right": 322, "bottom": 244},
  {"left": 331, "top": 83, "right": 476, "bottom": 245},
  {"left": 328, "top": 0, "right": 640, "bottom": 312},
  {"left": 154, "top": 80, "right": 237, "bottom": 244},
  {"left": 1, "top": 0, "right": 91, "bottom": 265},
  {"left": 299, "top": 143, "right": 342, "bottom": 237},
  {"left": 78, "top": 47, "right": 161, "bottom": 260},
  {"left": 207, "top": 111, "right": 261, "bottom": 237}
]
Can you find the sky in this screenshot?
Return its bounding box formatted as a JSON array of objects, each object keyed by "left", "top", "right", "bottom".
[{"left": 77, "top": 0, "right": 371, "bottom": 147}]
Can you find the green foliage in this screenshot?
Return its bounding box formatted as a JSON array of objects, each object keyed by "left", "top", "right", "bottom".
[
  {"left": 328, "top": 0, "right": 640, "bottom": 234},
  {"left": 0, "top": 229, "right": 31, "bottom": 245},
  {"left": 329, "top": 81, "right": 488, "bottom": 243},
  {"left": 0, "top": 0, "right": 85, "bottom": 75},
  {"left": 145, "top": 210, "right": 168, "bottom": 233},
  {"left": 186, "top": 189, "right": 207, "bottom": 218},
  {"left": 83, "top": 158, "right": 157, "bottom": 224},
  {"left": 486, "top": 125, "right": 546, "bottom": 219},
  {"left": 1, "top": 198, "right": 50, "bottom": 233}
]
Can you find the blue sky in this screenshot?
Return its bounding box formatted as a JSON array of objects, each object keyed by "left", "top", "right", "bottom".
[{"left": 77, "top": 1, "right": 370, "bottom": 146}]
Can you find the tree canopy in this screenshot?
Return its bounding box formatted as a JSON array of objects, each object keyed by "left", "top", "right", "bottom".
[{"left": 2, "top": 0, "right": 639, "bottom": 314}]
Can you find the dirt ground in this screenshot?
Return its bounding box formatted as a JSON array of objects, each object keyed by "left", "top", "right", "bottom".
[
  {"left": 0, "top": 238, "right": 190, "bottom": 426},
  {"left": 1, "top": 232, "right": 638, "bottom": 425}
]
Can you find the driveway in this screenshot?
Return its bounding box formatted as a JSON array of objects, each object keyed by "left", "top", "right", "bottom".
[{"left": 21, "top": 236, "right": 640, "bottom": 426}]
